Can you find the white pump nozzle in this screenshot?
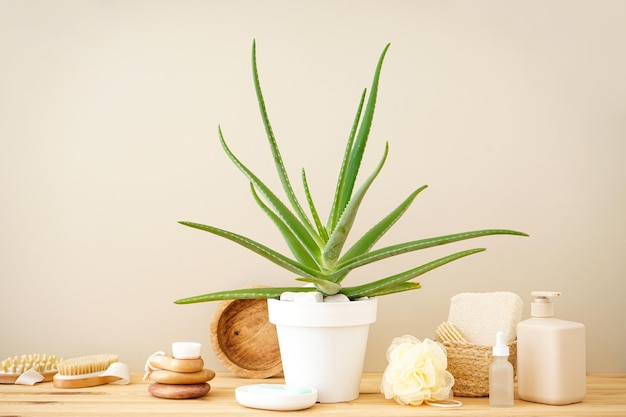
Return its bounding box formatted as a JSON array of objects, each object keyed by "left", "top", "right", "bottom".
[
  {"left": 530, "top": 291, "right": 561, "bottom": 317},
  {"left": 492, "top": 331, "right": 509, "bottom": 357}
]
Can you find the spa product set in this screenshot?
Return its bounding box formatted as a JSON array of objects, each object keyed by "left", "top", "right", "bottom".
[
  {"left": 0, "top": 291, "right": 586, "bottom": 409},
  {"left": 436, "top": 290, "right": 586, "bottom": 407}
]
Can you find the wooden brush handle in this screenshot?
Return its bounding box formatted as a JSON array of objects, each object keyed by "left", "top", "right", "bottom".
[
  {"left": 0, "top": 370, "right": 56, "bottom": 384},
  {"left": 0, "top": 374, "right": 19, "bottom": 384},
  {"left": 53, "top": 375, "right": 121, "bottom": 389}
]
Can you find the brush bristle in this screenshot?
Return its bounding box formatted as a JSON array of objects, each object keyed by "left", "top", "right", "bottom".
[
  {"left": 0, "top": 354, "right": 60, "bottom": 374},
  {"left": 56, "top": 354, "right": 118, "bottom": 376}
]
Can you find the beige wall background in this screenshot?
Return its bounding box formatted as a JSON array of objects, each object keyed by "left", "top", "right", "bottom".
[{"left": 1, "top": 0, "right": 625, "bottom": 374}]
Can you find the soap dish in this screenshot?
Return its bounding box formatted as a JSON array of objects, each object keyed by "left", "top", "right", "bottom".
[
  {"left": 210, "top": 297, "right": 282, "bottom": 378},
  {"left": 235, "top": 384, "right": 317, "bottom": 411}
]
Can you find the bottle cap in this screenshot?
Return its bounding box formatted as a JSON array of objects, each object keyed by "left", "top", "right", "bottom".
[{"left": 492, "top": 331, "right": 509, "bottom": 357}]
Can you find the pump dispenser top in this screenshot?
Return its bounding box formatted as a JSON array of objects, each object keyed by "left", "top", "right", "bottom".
[{"left": 530, "top": 291, "right": 561, "bottom": 317}]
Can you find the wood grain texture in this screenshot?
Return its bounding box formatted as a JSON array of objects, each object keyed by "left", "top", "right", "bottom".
[
  {"left": 51, "top": 374, "right": 122, "bottom": 389},
  {"left": 0, "top": 373, "right": 624, "bottom": 416},
  {"left": 210, "top": 297, "right": 282, "bottom": 379}
]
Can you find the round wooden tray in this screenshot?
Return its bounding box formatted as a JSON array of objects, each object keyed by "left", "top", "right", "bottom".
[{"left": 210, "top": 297, "right": 282, "bottom": 379}]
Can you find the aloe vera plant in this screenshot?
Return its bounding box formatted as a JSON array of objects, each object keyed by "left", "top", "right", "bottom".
[{"left": 174, "top": 41, "right": 527, "bottom": 304}]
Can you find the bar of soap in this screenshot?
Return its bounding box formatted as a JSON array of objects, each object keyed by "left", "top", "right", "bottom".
[
  {"left": 447, "top": 292, "right": 523, "bottom": 345},
  {"left": 172, "top": 342, "right": 202, "bottom": 359},
  {"left": 149, "top": 382, "right": 210, "bottom": 399}
]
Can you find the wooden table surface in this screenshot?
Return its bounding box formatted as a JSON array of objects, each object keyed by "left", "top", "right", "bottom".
[{"left": 1, "top": 372, "right": 625, "bottom": 416}]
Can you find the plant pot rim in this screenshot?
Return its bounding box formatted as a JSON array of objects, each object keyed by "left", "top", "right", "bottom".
[{"left": 267, "top": 297, "right": 378, "bottom": 328}]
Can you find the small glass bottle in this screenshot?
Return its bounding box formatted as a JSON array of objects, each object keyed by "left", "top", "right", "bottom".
[{"left": 489, "top": 331, "right": 514, "bottom": 407}]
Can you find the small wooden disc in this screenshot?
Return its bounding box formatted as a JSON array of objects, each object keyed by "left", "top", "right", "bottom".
[
  {"left": 148, "top": 382, "right": 210, "bottom": 399},
  {"left": 210, "top": 297, "right": 282, "bottom": 378},
  {"left": 149, "top": 368, "right": 215, "bottom": 384}
]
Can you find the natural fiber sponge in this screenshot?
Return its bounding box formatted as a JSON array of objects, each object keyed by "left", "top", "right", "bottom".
[{"left": 447, "top": 292, "right": 523, "bottom": 345}]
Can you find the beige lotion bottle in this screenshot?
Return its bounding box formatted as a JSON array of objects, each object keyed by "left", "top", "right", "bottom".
[
  {"left": 489, "top": 331, "right": 514, "bottom": 407},
  {"left": 517, "top": 291, "right": 586, "bottom": 405}
]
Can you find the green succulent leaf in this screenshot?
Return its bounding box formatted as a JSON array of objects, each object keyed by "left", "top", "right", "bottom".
[
  {"left": 175, "top": 286, "right": 318, "bottom": 304},
  {"left": 218, "top": 127, "right": 323, "bottom": 259},
  {"left": 302, "top": 168, "right": 328, "bottom": 242},
  {"left": 323, "top": 142, "right": 389, "bottom": 270},
  {"left": 327, "top": 88, "right": 367, "bottom": 232},
  {"left": 335, "top": 44, "right": 391, "bottom": 225},
  {"left": 178, "top": 221, "right": 319, "bottom": 279},
  {"left": 341, "top": 247, "right": 486, "bottom": 298},
  {"left": 252, "top": 40, "right": 319, "bottom": 239},
  {"left": 354, "top": 282, "right": 422, "bottom": 297},
  {"left": 329, "top": 229, "right": 528, "bottom": 281},
  {"left": 296, "top": 277, "right": 342, "bottom": 295},
  {"left": 249, "top": 183, "right": 321, "bottom": 270},
  {"left": 332, "top": 184, "right": 428, "bottom": 283}
]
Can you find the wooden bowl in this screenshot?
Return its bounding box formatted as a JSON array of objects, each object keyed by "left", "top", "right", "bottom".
[{"left": 210, "top": 297, "right": 282, "bottom": 378}]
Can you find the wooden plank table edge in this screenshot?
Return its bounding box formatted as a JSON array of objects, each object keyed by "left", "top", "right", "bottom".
[{"left": 0, "top": 372, "right": 624, "bottom": 416}]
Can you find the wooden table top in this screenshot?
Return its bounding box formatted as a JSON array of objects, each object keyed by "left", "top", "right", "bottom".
[{"left": 1, "top": 372, "right": 625, "bottom": 416}]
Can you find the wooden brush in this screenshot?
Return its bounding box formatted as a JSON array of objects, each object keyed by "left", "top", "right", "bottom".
[
  {"left": 53, "top": 354, "right": 123, "bottom": 388},
  {"left": 0, "top": 353, "right": 60, "bottom": 384}
]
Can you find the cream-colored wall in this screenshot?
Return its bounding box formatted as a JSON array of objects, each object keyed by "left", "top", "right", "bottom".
[{"left": 1, "top": 1, "right": 624, "bottom": 374}]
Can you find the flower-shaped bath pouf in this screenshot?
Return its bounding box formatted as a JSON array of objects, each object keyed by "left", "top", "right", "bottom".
[{"left": 381, "top": 335, "right": 454, "bottom": 405}]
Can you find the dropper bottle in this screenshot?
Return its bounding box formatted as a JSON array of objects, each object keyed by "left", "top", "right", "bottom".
[{"left": 489, "top": 331, "right": 514, "bottom": 407}]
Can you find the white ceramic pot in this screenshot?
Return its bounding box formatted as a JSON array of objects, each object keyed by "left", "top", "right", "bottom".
[{"left": 267, "top": 297, "right": 378, "bottom": 403}]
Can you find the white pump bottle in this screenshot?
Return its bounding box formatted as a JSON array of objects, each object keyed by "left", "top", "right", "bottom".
[{"left": 517, "top": 291, "right": 586, "bottom": 405}]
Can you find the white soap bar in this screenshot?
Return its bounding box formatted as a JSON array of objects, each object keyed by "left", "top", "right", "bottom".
[
  {"left": 171, "top": 342, "right": 201, "bottom": 359},
  {"left": 447, "top": 292, "right": 523, "bottom": 345},
  {"left": 236, "top": 384, "right": 317, "bottom": 411}
]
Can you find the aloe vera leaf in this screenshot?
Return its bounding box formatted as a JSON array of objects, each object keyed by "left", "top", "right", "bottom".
[
  {"left": 322, "top": 143, "right": 389, "bottom": 270},
  {"left": 333, "top": 185, "right": 428, "bottom": 283},
  {"left": 174, "top": 286, "right": 318, "bottom": 304},
  {"left": 252, "top": 40, "right": 318, "bottom": 238},
  {"left": 218, "top": 127, "right": 323, "bottom": 257},
  {"left": 178, "top": 221, "right": 319, "bottom": 278},
  {"left": 327, "top": 88, "right": 366, "bottom": 232},
  {"left": 336, "top": 44, "right": 391, "bottom": 219},
  {"left": 302, "top": 168, "right": 328, "bottom": 242},
  {"left": 340, "top": 248, "right": 486, "bottom": 298},
  {"left": 295, "top": 277, "right": 342, "bottom": 295},
  {"left": 350, "top": 282, "right": 422, "bottom": 298},
  {"left": 250, "top": 183, "right": 321, "bottom": 270},
  {"left": 330, "top": 229, "right": 528, "bottom": 280}
]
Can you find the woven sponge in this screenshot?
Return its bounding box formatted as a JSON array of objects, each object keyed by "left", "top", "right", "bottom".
[{"left": 447, "top": 292, "right": 523, "bottom": 345}]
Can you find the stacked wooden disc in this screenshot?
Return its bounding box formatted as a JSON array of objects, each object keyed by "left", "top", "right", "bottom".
[{"left": 146, "top": 352, "right": 215, "bottom": 399}]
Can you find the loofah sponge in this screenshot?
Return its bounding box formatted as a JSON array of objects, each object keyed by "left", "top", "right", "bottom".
[{"left": 447, "top": 292, "right": 523, "bottom": 345}]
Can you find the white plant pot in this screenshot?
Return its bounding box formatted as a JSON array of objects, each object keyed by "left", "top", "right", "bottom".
[{"left": 267, "top": 297, "right": 378, "bottom": 403}]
